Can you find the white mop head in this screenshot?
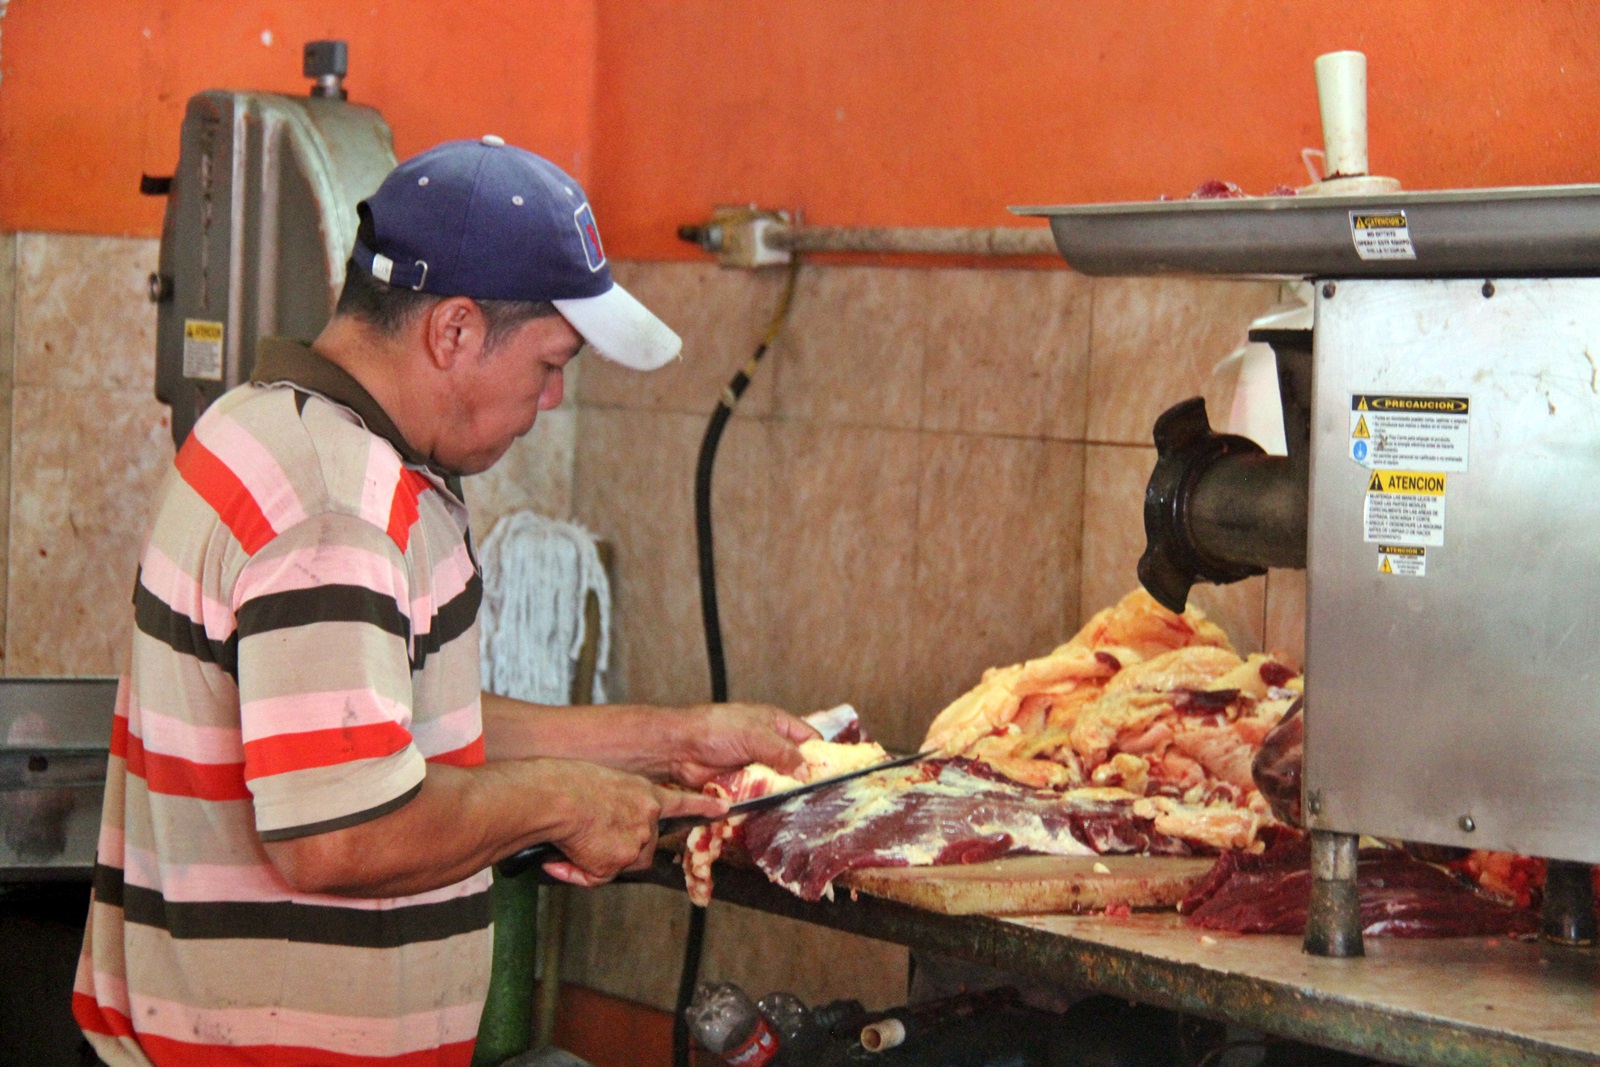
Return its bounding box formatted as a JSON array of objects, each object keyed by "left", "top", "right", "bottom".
[{"left": 478, "top": 511, "right": 611, "bottom": 705}]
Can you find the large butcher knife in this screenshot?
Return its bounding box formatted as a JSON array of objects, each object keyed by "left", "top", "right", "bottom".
[{"left": 498, "top": 749, "right": 929, "bottom": 879}]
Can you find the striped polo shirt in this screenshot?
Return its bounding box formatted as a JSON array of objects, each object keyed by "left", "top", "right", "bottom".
[{"left": 75, "top": 339, "right": 492, "bottom": 1067}]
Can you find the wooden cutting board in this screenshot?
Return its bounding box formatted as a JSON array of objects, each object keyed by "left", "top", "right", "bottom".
[{"left": 837, "top": 855, "right": 1216, "bottom": 916}]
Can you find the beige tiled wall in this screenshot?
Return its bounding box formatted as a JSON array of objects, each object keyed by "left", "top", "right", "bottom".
[
  {"left": 0, "top": 235, "right": 15, "bottom": 665},
  {"left": 1, "top": 238, "right": 1308, "bottom": 1014},
  {"left": 561, "top": 260, "right": 1300, "bottom": 1011},
  {"left": 0, "top": 232, "right": 576, "bottom": 676},
  {"left": 8, "top": 234, "right": 170, "bottom": 676}
]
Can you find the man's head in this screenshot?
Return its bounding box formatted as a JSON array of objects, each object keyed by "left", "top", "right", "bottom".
[
  {"left": 343, "top": 136, "right": 680, "bottom": 370},
  {"left": 324, "top": 138, "right": 681, "bottom": 474}
]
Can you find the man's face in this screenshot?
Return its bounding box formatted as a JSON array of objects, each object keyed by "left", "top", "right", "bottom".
[{"left": 436, "top": 313, "right": 583, "bottom": 475}]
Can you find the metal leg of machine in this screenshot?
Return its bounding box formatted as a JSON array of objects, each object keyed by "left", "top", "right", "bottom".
[
  {"left": 1303, "top": 831, "right": 1364, "bottom": 958},
  {"left": 1540, "top": 860, "right": 1598, "bottom": 947}
]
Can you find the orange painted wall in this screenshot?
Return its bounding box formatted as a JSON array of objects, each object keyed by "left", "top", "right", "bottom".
[
  {"left": 2, "top": 1, "right": 1598, "bottom": 257},
  {"left": 592, "top": 0, "right": 1600, "bottom": 258},
  {"left": 0, "top": 0, "right": 596, "bottom": 237}
]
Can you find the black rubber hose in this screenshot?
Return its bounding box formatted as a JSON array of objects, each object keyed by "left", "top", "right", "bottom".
[{"left": 674, "top": 261, "right": 801, "bottom": 1067}]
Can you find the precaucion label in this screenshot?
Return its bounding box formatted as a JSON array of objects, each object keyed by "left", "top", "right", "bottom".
[
  {"left": 1349, "top": 209, "right": 1416, "bottom": 260},
  {"left": 1377, "top": 544, "right": 1426, "bottom": 577},
  {"left": 183, "top": 319, "right": 225, "bottom": 381},
  {"left": 1364, "top": 470, "right": 1446, "bottom": 546},
  {"left": 1349, "top": 394, "right": 1470, "bottom": 471}
]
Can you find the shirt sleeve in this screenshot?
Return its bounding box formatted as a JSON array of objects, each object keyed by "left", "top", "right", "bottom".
[{"left": 232, "top": 511, "right": 428, "bottom": 841}]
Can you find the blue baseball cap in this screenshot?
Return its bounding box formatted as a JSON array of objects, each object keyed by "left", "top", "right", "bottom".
[{"left": 352, "top": 136, "right": 681, "bottom": 371}]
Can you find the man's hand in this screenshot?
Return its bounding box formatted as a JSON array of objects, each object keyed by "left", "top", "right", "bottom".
[
  {"left": 664, "top": 703, "right": 820, "bottom": 789},
  {"left": 538, "top": 765, "right": 729, "bottom": 887}
]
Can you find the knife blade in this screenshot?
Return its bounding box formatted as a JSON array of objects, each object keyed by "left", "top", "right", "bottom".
[{"left": 497, "top": 749, "right": 932, "bottom": 880}]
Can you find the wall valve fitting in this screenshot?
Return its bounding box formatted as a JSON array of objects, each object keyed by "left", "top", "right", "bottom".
[{"left": 677, "top": 206, "right": 793, "bottom": 268}]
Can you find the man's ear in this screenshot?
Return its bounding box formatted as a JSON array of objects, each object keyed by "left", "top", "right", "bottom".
[{"left": 422, "top": 297, "right": 487, "bottom": 371}]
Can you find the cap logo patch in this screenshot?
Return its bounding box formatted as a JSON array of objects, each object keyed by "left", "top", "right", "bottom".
[{"left": 574, "top": 203, "right": 606, "bottom": 272}]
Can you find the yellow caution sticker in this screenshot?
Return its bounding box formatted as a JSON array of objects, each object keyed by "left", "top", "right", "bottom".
[
  {"left": 183, "top": 318, "right": 225, "bottom": 382},
  {"left": 1367, "top": 470, "right": 1446, "bottom": 496},
  {"left": 1377, "top": 545, "right": 1426, "bottom": 577},
  {"left": 1349, "top": 209, "right": 1416, "bottom": 260},
  {"left": 1364, "top": 470, "right": 1446, "bottom": 546},
  {"left": 1349, "top": 394, "right": 1470, "bottom": 471},
  {"left": 1354, "top": 395, "right": 1470, "bottom": 414}
]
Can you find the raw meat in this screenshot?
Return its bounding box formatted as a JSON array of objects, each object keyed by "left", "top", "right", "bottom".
[
  {"left": 681, "top": 593, "right": 1299, "bottom": 907},
  {"left": 739, "top": 758, "right": 1195, "bottom": 902},
  {"left": 682, "top": 705, "right": 886, "bottom": 905},
  {"left": 1180, "top": 835, "right": 1538, "bottom": 938},
  {"left": 923, "top": 591, "right": 1300, "bottom": 829},
  {"left": 1249, "top": 696, "right": 1303, "bottom": 825}
]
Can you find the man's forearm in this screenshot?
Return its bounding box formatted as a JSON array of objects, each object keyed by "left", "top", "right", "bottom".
[
  {"left": 480, "top": 691, "right": 688, "bottom": 777},
  {"left": 262, "top": 760, "right": 576, "bottom": 897}
]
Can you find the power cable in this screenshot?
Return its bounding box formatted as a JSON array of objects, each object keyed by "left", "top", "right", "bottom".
[{"left": 673, "top": 258, "right": 803, "bottom": 1067}]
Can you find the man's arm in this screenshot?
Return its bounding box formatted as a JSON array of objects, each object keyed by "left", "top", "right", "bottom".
[
  {"left": 480, "top": 694, "right": 819, "bottom": 787},
  {"left": 262, "top": 757, "right": 727, "bottom": 897}
]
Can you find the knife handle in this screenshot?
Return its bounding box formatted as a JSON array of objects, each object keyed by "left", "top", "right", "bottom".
[
  {"left": 497, "top": 842, "right": 563, "bottom": 880},
  {"left": 498, "top": 812, "right": 711, "bottom": 880}
]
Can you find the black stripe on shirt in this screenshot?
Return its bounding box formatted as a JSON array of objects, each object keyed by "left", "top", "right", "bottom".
[
  {"left": 256, "top": 782, "right": 422, "bottom": 843},
  {"left": 236, "top": 584, "right": 410, "bottom": 642},
  {"left": 94, "top": 863, "right": 492, "bottom": 948},
  {"left": 411, "top": 573, "right": 482, "bottom": 671},
  {"left": 133, "top": 573, "right": 239, "bottom": 677}
]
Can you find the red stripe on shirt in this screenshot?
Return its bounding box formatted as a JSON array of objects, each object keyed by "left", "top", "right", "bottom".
[
  {"left": 110, "top": 712, "right": 130, "bottom": 759},
  {"left": 73, "top": 991, "right": 136, "bottom": 1039},
  {"left": 176, "top": 437, "right": 278, "bottom": 555},
  {"left": 426, "top": 736, "right": 485, "bottom": 768},
  {"left": 122, "top": 727, "right": 251, "bottom": 801},
  {"left": 386, "top": 469, "right": 433, "bottom": 552},
  {"left": 243, "top": 721, "right": 413, "bottom": 780}
]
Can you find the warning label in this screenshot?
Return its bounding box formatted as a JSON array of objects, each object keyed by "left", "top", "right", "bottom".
[
  {"left": 1349, "top": 209, "right": 1416, "bottom": 260},
  {"left": 1364, "top": 469, "right": 1446, "bottom": 545},
  {"left": 1377, "top": 544, "right": 1427, "bottom": 577},
  {"left": 183, "top": 319, "right": 225, "bottom": 382},
  {"left": 1350, "top": 394, "right": 1470, "bottom": 471}
]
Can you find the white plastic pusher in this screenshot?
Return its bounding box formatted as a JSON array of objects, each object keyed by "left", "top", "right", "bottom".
[{"left": 1314, "top": 50, "right": 1371, "bottom": 179}]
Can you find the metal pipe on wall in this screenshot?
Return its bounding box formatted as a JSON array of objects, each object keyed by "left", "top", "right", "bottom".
[
  {"left": 764, "top": 225, "right": 1057, "bottom": 258},
  {"left": 678, "top": 209, "right": 1058, "bottom": 266}
]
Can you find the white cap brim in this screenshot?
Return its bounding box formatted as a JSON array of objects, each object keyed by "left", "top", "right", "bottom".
[{"left": 553, "top": 283, "right": 682, "bottom": 371}]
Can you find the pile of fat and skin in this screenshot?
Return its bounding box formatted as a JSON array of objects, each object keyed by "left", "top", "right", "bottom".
[{"left": 683, "top": 589, "right": 1302, "bottom": 906}]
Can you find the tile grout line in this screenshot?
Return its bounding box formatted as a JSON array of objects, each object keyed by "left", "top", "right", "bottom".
[{"left": 2, "top": 234, "right": 16, "bottom": 677}]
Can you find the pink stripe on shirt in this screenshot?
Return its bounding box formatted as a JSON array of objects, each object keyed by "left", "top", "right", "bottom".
[
  {"left": 232, "top": 541, "right": 409, "bottom": 614},
  {"left": 119, "top": 841, "right": 491, "bottom": 907},
  {"left": 408, "top": 698, "right": 482, "bottom": 760},
  {"left": 194, "top": 416, "right": 309, "bottom": 536},
  {"left": 132, "top": 700, "right": 245, "bottom": 764},
  {"left": 121, "top": 988, "right": 486, "bottom": 1056},
  {"left": 359, "top": 440, "right": 406, "bottom": 531},
  {"left": 141, "top": 546, "right": 237, "bottom": 639},
  {"left": 240, "top": 688, "right": 413, "bottom": 743}
]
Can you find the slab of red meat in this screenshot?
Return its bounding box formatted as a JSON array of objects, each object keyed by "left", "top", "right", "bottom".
[
  {"left": 1249, "top": 696, "right": 1303, "bottom": 825},
  {"left": 1181, "top": 835, "right": 1538, "bottom": 937},
  {"left": 738, "top": 758, "right": 1193, "bottom": 902}
]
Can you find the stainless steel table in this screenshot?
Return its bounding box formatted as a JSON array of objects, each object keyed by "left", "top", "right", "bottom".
[{"left": 638, "top": 856, "right": 1600, "bottom": 1067}]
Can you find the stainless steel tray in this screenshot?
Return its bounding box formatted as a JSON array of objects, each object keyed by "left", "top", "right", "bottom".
[
  {"left": 1, "top": 678, "right": 118, "bottom": 880},
  {"left": 1011, "top": 184, "right": 1600, "bottom": 277}
]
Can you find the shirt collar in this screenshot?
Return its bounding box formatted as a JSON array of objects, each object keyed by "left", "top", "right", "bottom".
[{"left": 251, "top": 337, "right": 465, "bottom": 498}]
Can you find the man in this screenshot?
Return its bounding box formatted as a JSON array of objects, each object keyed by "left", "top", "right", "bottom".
[{"left": 74, "top": 137, "right": 814, "bottom": 1066}]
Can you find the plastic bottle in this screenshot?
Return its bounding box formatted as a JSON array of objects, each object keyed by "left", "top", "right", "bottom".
[
  {"left": 684, "top": 982, "right": 783, "bottom": 1067},
  {"left": 756, "top": 990, "right": 809, "bottom": 1043},
  {"left": 811, "top": 997, "right": 867, "bottom": 1040}
]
